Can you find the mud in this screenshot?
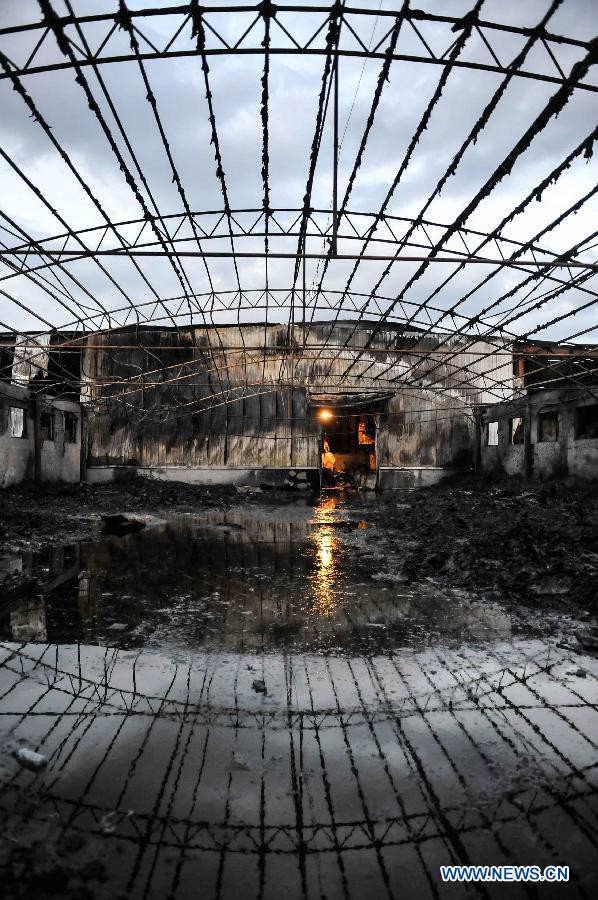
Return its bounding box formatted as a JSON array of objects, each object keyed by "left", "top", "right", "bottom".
[
  {"left": 0, "top": 476, "right": 237, "bottom": 554},
  {"left": 381, "top": 474, "right": 598, "bottom": 612},
  {"left": 0, "top": 475, "right": 597, "bottom": 898}
]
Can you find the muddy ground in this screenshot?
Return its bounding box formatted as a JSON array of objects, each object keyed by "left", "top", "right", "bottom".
[
  {"left": 376, "top": 473, "right": 598, "bottom": 610},
  {"left": 364, "top": 474, "right": 598, "bottom": 654},
  {"left": 0, "top": 476, "right": 237, "bottom": 552},
  {"left": 1, "top": 473, "right": 597, "bottom": 898},
  {"left": 1, "top": 471, "right": 597, "bottom": 624}
]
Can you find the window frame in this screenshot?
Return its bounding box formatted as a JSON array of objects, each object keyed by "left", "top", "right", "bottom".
[
  {"left": 40, "top": 410, "right": 55, "bottom": 443},
  {"left": 486, "top": 421, "right": 499, "bottom": 446},
  {"left": 63, "top": 411, "right": 78, "bottom": 444},
  {"left": 575, "top": 404, "right": 598, "bottom": 440},
  {"left": 537, "top": 409, "right": 559, "bottom": 443},
  {"left": 8, "top": 405, "right": 27, "bottom": 439},
  {"left": 509, "top": 416, "right": 524, "bottom": 445}
]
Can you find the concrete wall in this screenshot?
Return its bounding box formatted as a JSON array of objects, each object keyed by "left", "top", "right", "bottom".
[
  {"left": 37, "top": 397, "right": 83, "bottom": 484},
  {"left": 479, "top": 389, "right": 598, "bottom": 480},
  {"left": 378, "top": 466, "right": 458, "bottom": 490},
  {"left": 0, "top": 384, "right": 35, "bottom": 487},
  {"left": 0, "top": 386, "right": 82, "bottom": 487},
  {"left": 87, "top": 465, "right": 320, "bottom": 490},
  {"left": 381, "top": 392, "right": 474, "bottom": 469}
]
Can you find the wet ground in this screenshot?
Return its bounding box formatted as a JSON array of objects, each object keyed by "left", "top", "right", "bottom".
[{"left": 1, "top": 488, "right": 597, "bottom": 898}]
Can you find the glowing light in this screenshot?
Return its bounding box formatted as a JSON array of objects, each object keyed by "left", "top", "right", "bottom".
[{"left": 318, "top": 408, "right": 334, "bottom": 422}]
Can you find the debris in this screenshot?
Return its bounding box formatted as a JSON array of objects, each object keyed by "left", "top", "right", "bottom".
[
  {"left": 101, "top": 514, "right": 145, "bottom": 536},
  {"left": 15, "top": 747, "right": 47, "bottom": 771},
  {"left": 252, "top": 679, "right": 267, "bottom": 694},
  {"left": 371, "top": 571, "right": 409, "bottom": 584},
  {"left": 79, "top": 859, "right": 108, "bottom": 883},
  {"left": 234, "top": 484, "right": 263, "bottom": 495},
  {"left": 575, "top": 629, "right": 598, "bottom": 652},
  {"left": 530, "top": 579, "right": 569, "bottom": 596},
  {"left": 99, "top": 811, "right": 119, "bottom": 834}
]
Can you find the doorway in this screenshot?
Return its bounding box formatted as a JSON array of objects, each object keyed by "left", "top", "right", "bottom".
[{"left": 319, "top": 409, "right": 377, "bottom": 486}]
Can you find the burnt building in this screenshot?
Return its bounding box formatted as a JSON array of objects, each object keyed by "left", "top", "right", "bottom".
[{"left": 1, "top": 322, "right": 513, "bottom": 489}]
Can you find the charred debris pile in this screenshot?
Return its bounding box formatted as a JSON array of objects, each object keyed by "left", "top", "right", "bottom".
[{"left": 372, "top": 475, "right": 598, "bottom": 617}]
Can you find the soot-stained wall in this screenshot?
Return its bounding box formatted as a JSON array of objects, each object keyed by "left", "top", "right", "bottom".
[
  {"left": 480, "top": 388, "right": 598, "bottom": 480},
  {"left": 0, "top": 384, "right": 82, "bottom": 487},
  {"left": 81, "top": 323, "right": 510, "bottom": 472},
  {"left": 82, "top": 327, "right": 321, "bottom": 468}
]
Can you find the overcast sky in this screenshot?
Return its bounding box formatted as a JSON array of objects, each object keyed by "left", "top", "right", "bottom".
[{"left": 0, "top": 0, "right": 597, "bottom": 343}]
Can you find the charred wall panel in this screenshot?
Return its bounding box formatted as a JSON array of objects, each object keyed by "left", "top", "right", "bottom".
[
  {"left": 79, "top": 324, "right": 494, "bottom": 470},
  {"left": 83, "top": 329, "right": 320, "bottom": 467},
  {"left": 385, "top": 392, "right": 473, "bottom": 468}
]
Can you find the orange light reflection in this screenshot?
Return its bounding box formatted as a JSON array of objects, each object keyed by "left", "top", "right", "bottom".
[{"left": 310, "top": 500, "right": 341, "bottom": 615}]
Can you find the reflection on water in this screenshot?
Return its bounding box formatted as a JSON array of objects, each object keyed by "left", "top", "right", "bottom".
[
  {"left": 311, "top": 498, "right": 341, "bottom": 616},
  {"left": 0, "top": 499, "right": 514, "bottom": 655},
  {"left": 10, "top": 598, "right": 47, "bottom": 642},
  {"left": 1, "top": 495, "right": 595, "bottom": 900}
]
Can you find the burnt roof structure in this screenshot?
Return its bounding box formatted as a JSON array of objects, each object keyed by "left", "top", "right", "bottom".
[{"left": 0, "top": 1, "right": 597, "bottom": 416}]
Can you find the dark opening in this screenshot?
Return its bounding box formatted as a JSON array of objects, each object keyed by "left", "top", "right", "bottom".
[
  {"left": 320, "top": 409, "right": 376, "bottom": 484},
  {"left": 40, "top": 411, "right": 54, "bottom": 442},
  {"left": 537, "top": 410, "right": 559, "bottom": 442},
  {"left": 576, "top": 404, "right": 598, "bottom": 439},
  {"left": 64, "top": 412, "right": 78, "bottom": 444}
]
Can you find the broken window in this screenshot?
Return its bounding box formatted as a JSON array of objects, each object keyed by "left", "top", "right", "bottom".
[
  {"left": 40, "top": 411, "right": 54, "bottom": 442},
  {"left": 64, "top": 412, "right": 78, "bottom": 443},
  {"left": 576, "top": 404, "right": 598, "bottom": 439},
  {"left": 487, "top": 421, "right": 498, "bottom": 446},
  {"left": 510, "top": 417, "right": 524, "bottom": 444},
  {"left": 537, "top": 410, "right": 559, "bottom": 442},
  {"left": 8, "top": 406, "right": 26, "bottom": 438}
]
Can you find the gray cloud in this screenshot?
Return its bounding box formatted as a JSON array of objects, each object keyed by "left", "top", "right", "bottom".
[{"left": 0, "top": 0, "right": 596, "bottom": 343}]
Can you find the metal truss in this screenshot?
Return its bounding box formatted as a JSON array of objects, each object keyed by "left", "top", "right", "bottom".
[
  {"left": 1, "top": 4, "right": 596, "bottom": 91},
  {"left": 0, "top": 0, "right": 597, "bottom": 414}
]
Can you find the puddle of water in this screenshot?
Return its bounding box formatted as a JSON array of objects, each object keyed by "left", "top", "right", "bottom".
[
  {"left": 0, "top": 500, "right": 515, "bottom": 655},
  {"left": 1, "top": 496, "right": 597, "bottom": 898}
]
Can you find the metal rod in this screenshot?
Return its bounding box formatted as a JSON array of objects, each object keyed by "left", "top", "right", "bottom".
[
  {"left": 3, "top": 249, "right": 596, "bottom": 268},
  {"left": 2, "top": 50, "right": 596, "bottom": 95},
  {"left": 332, "top": 51, "right": 339, "bottom": 256}
]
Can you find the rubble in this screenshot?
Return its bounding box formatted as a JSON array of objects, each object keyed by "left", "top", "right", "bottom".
[
  {"left": 101, "top": 513, "right": 146, "bottom": 536},
  {"left": 14, "top": 747, "right": 47, "bottom": 772},
  {"left": 370, "top": 473, "right": 598, "bottom": 615}
]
